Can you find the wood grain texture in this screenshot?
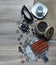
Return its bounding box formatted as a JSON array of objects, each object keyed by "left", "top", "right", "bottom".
[{"left": 0, "top": 0, "right": 56, "bottom": 65}]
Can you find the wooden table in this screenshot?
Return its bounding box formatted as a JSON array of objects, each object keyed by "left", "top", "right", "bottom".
[{"left": 0, "top": 0, "right": 56, "bottom": 65}]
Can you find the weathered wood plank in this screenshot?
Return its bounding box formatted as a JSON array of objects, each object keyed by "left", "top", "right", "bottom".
[
  {"left": 0, "top": 0, "right": 56, "bottom": 65},
  {"left": 0, "top": 0, "right": 34, "bottom": 23}
]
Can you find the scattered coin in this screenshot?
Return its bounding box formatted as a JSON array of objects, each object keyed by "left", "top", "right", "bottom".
[
  {"left": 26, "top": 58, "right": 29, "bottom": 61},
  {"left": 17, "top": 37, "right": 21, "bottom": 41},
  {"left": 21, "top": 60, "right": 25, "bottom": 63},
  {"left": 16, "top": 29, "right": 19, "bottom": 33},
  {"left": 22, "top": 44, "right": 27, "bottom": 48},
  {"left": 20, "top": 34, "right": 23, "bottom": 38},
  {"left": 19, "top": 55, "right": 24, "bottom": 59},
  {"left": 19, "top": 42, "right": 22, "bottom": 45}
]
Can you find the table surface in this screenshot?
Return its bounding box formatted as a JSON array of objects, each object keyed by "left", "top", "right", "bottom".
[{"left": 0, "top": 0, "right": 56, "bottom": 65}]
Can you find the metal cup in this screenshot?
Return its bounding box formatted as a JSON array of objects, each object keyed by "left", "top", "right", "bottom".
[{"left": 36, "top": 6, "right": 43, "bottom": 17}]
